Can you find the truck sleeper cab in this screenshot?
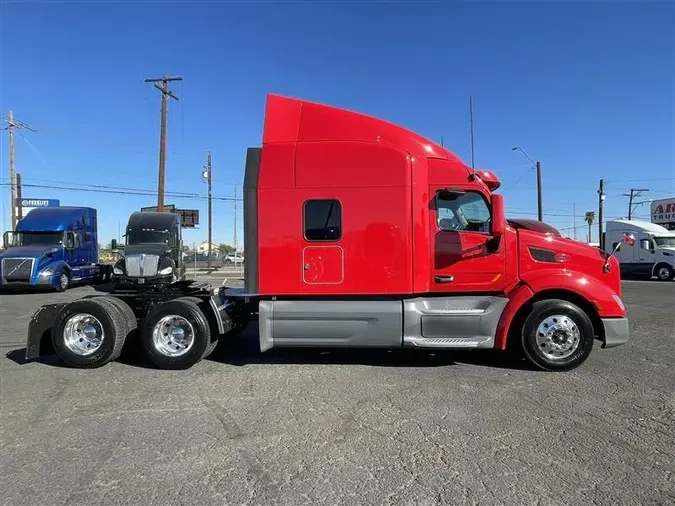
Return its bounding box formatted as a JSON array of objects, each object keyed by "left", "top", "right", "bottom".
[
  {"left": 604, "top": 219, "right": 675, "bottom": 281},
  {"left": 25, "top": 94, "right": 630, "bottom": 372},
  {"left": 241, "top": 94, "right": 630, "bottom": 372},
  {"left": 1, "top": 207, "right": 110, "bottom": 291}
]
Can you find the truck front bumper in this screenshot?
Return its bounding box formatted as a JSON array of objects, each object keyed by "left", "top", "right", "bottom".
[
  {"left": 0, "top": 277, "right": 55, "bottom": 290},
  {"left": 601, "top": 317, "right": 630, "bottom": 348},
  {"left": 113, "top": 275, "right": 173, "bottom": 287}
]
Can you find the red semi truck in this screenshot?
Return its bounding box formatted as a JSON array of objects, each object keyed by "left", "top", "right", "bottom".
[{"left": 25, "top": 94, "right": 630, "bottom": 372}]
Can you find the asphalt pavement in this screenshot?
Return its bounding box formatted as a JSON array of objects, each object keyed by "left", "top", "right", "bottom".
[{"left": 0, "top": 280, "right": 673, "bottom": 506}]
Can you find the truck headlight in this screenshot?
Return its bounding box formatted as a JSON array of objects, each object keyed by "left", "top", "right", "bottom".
[
  {"left": 158, "top": 266, "right": 173, "bottom": 275},
  {"left": 39, "top": 268, "right": 53, "bottom": 277},
  {"left": 612, "top": 294, "right": 625, "bottom": 311},
  {"left": 113, "top": 267, "right": 124, "bottom": 275}
]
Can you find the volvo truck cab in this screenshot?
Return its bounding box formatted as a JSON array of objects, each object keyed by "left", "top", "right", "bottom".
[{"left": 1, "top": 207, "right": 110, "bottom": 291}]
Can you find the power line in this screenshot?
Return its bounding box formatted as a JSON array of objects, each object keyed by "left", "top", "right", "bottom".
[
  {"left": 0, "top": 182, "right": 242, "bottom": 202},
  {"left": 622, "top": 189, "right": 649, "bottom": 219},
  {"left": 3, "top": 110, "right": 37, "bottom": 229},
  {"left": 606, "top": 177, "right": 675, "bottom": 183},
  {"left": 0, "top": 176, "right": 242, "bottom": 201}
]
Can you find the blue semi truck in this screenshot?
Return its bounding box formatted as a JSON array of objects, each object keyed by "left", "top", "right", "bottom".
[{"left": 0, "top": 207, "right": 112, "bottom": 291}]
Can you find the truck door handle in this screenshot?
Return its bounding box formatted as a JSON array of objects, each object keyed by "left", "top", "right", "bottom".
[{"left": 435, "top": 275, "right": 454, "bottom": 283}]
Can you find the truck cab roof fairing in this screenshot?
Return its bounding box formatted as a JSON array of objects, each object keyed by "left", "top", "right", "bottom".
[{"left": 262, "top": 94, "right": 468, "bottom": 167}]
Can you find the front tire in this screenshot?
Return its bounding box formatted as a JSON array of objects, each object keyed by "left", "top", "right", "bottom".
[
  {"left": 521, "top": 299, "right": 595, "bottom": 372},
  {"left": 140, "top": 299, "right": 212, "bottom": 369},
  {"left": 655, "top": 264, "right": 674, "bottom": 281},
  {"left": 56, "top": 272, "right": 70, "bottom": 292}
]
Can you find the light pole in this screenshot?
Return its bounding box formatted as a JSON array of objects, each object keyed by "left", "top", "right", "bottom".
[
  {"left": 511, "top": 145, "right": 543, "bottom": 221},
  {"left": 202, "top": 152, "right": 212, "bottom": 269}
]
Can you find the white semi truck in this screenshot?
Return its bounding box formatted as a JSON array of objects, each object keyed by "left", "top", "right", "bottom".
[{"left": 604, "top": 219, "right": 675, "bottom": 281}]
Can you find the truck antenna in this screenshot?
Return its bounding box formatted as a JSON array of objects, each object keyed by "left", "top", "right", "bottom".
[{"left": 469, "top": 96, "right": 477, "bottom": 180}]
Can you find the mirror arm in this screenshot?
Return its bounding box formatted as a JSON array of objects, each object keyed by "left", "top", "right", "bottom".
[{"left": 486, "top": 235, "right": 501, "bottom": 254}]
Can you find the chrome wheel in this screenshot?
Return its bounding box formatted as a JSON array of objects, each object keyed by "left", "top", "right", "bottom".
[
  {"left": 63, "top": 313, "right": 105, "bottom": 356},
  {"left": 152, "top": 315, "right": 195, "bottom": 357},
  {"left": 535, "top": 314, "right": 581, "bottom": 360},
  {"left": 60, "top": 273, "right": 69, "bottom": 290},
  {"left": 657, "top": 267, "right": 671, "bottom": 280}
]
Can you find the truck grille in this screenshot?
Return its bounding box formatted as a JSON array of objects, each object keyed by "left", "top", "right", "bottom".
[
  {"left": 1, "top": 258, "right": 35, "bottom": 283},
  {"left": 125, "top": 254, "right": 159, "bottom": 277}
]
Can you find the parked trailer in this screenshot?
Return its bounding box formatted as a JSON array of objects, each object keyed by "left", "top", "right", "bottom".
[{"left": 25, "top": 94, "right": 631, "bottom": 372}]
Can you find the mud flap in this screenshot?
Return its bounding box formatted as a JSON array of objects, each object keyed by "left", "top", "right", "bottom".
[{"left": 26, "top": 303, "right": 67, "bottom": 360}]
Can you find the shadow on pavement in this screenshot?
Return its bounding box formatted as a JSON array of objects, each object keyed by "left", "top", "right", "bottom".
[
  {"left": 205, "top": 331, "right": 534, "bottom": 371},
  {"left": 7, "top": 325, "right": 533, "bottom": 372},
  {"left": 5, "top": 348, "right": 61, "bottom": 366}
]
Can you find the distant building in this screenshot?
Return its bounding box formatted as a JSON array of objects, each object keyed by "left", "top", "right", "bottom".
[{"left": 195, "top": 241, "right": 218, "bottom": 253}]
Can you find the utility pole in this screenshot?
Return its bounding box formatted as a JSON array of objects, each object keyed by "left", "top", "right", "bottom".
[
  {"left": 573, "top": 202, "right": 577, "bottom": 240},
  {"left": 144, "top": 75, "right": 182, "bottom": 212},
  {"left": 16, "top": 173, "right": 23, "bottom": 220},
  {"left": 4, "top": 110, "right": 36, "bottom": 229},
  {"left": 598, "top": 179, "right": 605, "bottom": 250},
  {"left": 622, "top": 188, "right": 649, "bottom": 219},
  {"left": 202, "top": 151, "right": 212, "bottom": 269},
  {"left": 511, "top": 146, "right": 543, "bottom": 221}
]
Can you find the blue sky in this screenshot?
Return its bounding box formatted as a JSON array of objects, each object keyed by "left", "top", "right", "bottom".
[{"left": 1, "top": 0, "right": 673, "bottom": 246}]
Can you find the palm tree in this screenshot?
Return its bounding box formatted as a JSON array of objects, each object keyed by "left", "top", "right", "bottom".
[{"left": 584, "top": 211, "right": 596, "bottom": 243}]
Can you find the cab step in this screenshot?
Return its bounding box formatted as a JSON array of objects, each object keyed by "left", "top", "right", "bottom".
[{"left": 404, "top": 336, "right": 488, "bottom": 348}]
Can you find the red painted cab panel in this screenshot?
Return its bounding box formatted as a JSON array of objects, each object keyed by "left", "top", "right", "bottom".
[
  {"left": 518, "top": 230, "right": 625, "bottom": 317},
  {"left": 253, "top": 94, "right": 622, "bottom": 316},
  {"left": 255, "top": 94, "right": 496, "bottom": 297},
  {"left": 258, "top": 94, "right": 444, "bottom": 296}
]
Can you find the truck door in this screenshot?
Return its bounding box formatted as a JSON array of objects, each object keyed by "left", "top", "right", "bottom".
[
  {"left": 637, "top": 236, "right": 656, "bottom": 276},
  {"left": 429, "top": 187, "right": 507, "bottom": 293}
]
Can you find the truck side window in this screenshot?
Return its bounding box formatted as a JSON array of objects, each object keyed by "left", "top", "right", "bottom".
[
  {"left": 437, "top": 191, "right": 490, "bottom": 233},
  {"left": 304, "top": 199, "right": 342, "bottom": 241}
]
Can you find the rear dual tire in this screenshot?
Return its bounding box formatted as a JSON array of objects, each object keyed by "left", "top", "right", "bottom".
[
  {"left": 52, "top": 296, "right": 137, "bottom": 368},
  {"left": 140, "top": 297, "right": 218, "bottom": 370}
]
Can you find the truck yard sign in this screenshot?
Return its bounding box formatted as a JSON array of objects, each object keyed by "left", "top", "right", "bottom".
[
  {"left": 140, "top": 205, "right": 199, "bottom": 228},
  {"left": 15, "top": 198, "right": 60, "bottom": 218},
  {"left": 651, "top": 197, "right": 675, "bottom": 231}
]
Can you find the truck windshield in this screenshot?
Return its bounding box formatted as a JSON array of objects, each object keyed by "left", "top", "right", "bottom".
[
  {"left": 14, "top": 232, "right": 64, "bottom": 246},
  {"left": 654, "top": 236, "right": 675, "bottom": 247},
  {"left": 127, "top": 230, "right": 170, "bottom": 245}
]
